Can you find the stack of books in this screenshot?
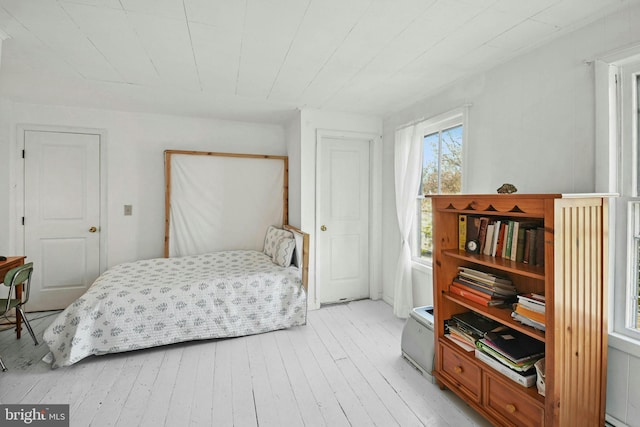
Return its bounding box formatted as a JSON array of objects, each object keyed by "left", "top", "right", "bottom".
[
  {"left": 511, "top": 293, "right": 546, "bottom": 331},
  {"left": 449, "top": 267, "right": 517, "bottom": 306},
  {"left": 445, "top": 311, "right": 500, "bottom": 352},
  {"left": 475, "top": 327, "right": 545, "bottom": 387},
  {"left": 445, "top": 321, "right": 477, "bottom": 351}
]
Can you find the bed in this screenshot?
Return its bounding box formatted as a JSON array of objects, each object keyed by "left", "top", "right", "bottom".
[
  {"left": 43, "top": 225, "right": 308, "bottom": 368},
  {"left": 43, "top": 151, "right": 310, "bottom": 368}
]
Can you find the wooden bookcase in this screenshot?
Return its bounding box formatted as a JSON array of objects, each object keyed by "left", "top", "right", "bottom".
[{"left": 430, "top": 194, "right": 609, "bottom": 427}]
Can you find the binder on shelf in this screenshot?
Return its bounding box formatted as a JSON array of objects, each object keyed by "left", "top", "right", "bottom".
[{"left": 458, "top": 215, "right": 467, "bottom": 251}]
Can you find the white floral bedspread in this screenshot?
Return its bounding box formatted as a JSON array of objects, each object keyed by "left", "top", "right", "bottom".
[{"left": 43, "top": 250, "right": 306, "bottom": 368}]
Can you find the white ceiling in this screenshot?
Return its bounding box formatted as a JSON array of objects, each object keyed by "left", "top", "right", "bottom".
[{"left": 0, "top": 0, "right": 635, "bottom": 124}]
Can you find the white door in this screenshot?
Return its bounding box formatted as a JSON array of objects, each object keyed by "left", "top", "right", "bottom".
[
  {"left": 317, "top": 136, "right": 370, "bottom": 303},
  {"left": 23, "top": 130, "right": 101, "bottom": 311}
]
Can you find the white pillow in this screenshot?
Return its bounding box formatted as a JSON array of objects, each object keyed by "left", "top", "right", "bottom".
[
  {"left": 272, "top": 237, "right": 296, "bottom": 267},
  {"left": 263, "top": 226, "right": 294, "bottom": 258}
]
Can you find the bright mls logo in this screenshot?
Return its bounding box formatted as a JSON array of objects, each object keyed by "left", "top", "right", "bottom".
[{"left": 0, "top": 405, "right": 68, "bottom": 427}]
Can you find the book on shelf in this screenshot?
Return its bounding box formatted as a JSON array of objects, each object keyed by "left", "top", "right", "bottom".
[
  {"left": 535, "top": 226, "right": 545, "bottom": 266},
  {"left": 476, "top": 339, "right": 542, "bottom": 372},
  {"left": 453, "top": 277, "right": 516, "bottom": 297},
  {"left": 511, "top": 312, "right": 546, "bottom": 331},
  {"left": 510, "top": 221, "right": 543, "bottom": 263},
  {"left": 458, "top": 267, "right": 513, "bottom": 287},
  {"left": 513, "top": 303, "right": 545, "bottom": 325},
  {"left": 527, "top": 228, "right": 539, "bottom": 264},
  {"left": 494, "top": 221, "right": 507, "bottom": 257},
  {"left": 446, "top": 333, "right": 476, "bottom": 352},
  {"left": 458, "top": 215, "right": 467, "bottom": 251},
  {"left": 451, "top": 311, "right": 501, "bottom": 338},
  {"left": 447, "top": 322, "right": 478, "bottom": 351},
  {"left": 448, "top": 323, "right": 478, "bottom": 344},
  {"left": 491, "top": 224, "right": 505, "bottom": 256},
  {"left": 475, "top": 348, "right": 537, "bottom": 388},
  {"left": 498, "top": 222, "right": 506, "bottom": 258},
  {"left": 516, "top": 293, "right": 546, "bottom": 312},
  {"left": 477, "top": 217, "right": 490, "bottom": 255},
  {"left": 515, "top": 227, "right": 526, "bottom": 263},
  {"left": 482, "top": 328, "right": 545, "bottom": 364},
  {"left": 449, "top": 283, "right": 507, "bottom": 306},
  {"left": 504, "top": 221, "right": 515, "bottom": 259},
  {"left": 523, "top": 228, "right": 534, "bottom": 264},
  {"left": 509, "top": 221, "right": 520, "bottom": 261},
  {"left": 482, "top": 224, "right": 495, "bottom": 256},
  {"left": 451, "top": 280, "right": 494, "bottom": 298}
]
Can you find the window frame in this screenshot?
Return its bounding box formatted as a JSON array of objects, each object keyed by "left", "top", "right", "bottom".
[
  {"left": 411, "top": 108, "right": 468, "bottom": 267},
  {"left": 615, "top": 61, "right": 640, "bottom": 343},
  {"left": 597, "top": 52, "right": 640, "bottom": 354}
]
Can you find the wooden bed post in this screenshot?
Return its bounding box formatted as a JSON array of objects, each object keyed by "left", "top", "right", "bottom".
[
  {"left": 164, "top": 150, "right": 172, "bottom": 258},
  {"left": 283, "top": 224, "right": 310, "bottom": 291}
]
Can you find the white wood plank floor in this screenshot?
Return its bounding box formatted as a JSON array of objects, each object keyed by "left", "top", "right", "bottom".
[{"left": 0, "top": 300, "right": 491, "bottom": 427}]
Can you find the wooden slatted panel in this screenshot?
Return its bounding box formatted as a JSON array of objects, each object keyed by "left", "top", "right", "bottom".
[{"left": 552, "top": 199, "right": 606, "bottom": 426}]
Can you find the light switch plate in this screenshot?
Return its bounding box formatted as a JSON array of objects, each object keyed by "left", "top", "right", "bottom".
[{"left": 124, "top": 205, "right": 133, "bottom": 216}]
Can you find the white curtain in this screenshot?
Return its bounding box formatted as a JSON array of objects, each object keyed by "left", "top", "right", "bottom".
[{"left": 393, "top": 125, "right": 422, "bottom": 318}]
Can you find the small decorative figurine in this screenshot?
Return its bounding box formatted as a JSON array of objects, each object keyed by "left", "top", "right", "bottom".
[{"left": 497, "top": 183, "right": 517, "bottom": 194}]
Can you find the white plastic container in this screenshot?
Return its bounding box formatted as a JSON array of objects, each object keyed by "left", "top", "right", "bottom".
[{"left": 401, "top": 306, "right": 435, "bottom": 383}]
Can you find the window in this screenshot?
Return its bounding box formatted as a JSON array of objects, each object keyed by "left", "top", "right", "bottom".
[
  {"left": 630, "top": 202, "right": 640, "bottom": 330},
  {"left": 413, "top": 111, "right": 465, "bottom": 263},
  {"left": 605, "top": 57, "right": 640, "bottom": 344},
  {"left": 621, "top": 69, "right": 640, "bottom": 336}
]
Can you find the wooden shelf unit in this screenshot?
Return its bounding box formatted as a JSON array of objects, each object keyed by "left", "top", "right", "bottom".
[{"left": 430, "top": 194, "right": 609, "bottom": 426}]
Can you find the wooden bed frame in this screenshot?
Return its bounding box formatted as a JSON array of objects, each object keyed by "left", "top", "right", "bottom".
[
  {"left": 283, "top": 224, "right": 309, "bottom": 290},
  {"left": 164, "top": 150, "right": 309, "bottom": 290}
]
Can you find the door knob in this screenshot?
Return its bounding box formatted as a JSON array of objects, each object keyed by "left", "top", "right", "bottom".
[
  {"left": 89, "top": 226, "right": 97, "bottom": 233},
  {"left": 320, "top": 225, "right": 327, "bottom": 231}
]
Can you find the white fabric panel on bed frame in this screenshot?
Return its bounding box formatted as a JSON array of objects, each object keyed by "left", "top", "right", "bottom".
[{"left": 166, "top": 152, "right": 287, "bottom": 257}]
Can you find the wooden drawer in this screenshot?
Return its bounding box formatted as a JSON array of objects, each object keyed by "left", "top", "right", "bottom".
[
  {"left": 484, "top": 373, "right": 544, "bottom": 427},
  {"left": 440, "top": 343, "right": 481, "bottom": 402}
]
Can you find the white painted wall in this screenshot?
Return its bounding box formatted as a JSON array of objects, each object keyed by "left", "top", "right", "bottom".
[
  {"left": 381, "top": 4, "right": 640, "bottom": 425},
  {"left": 0, "top": 98, "right": 12, "bottom": 256},
  {"left": 296, "top": 108, "right": 382, "bottom": 310},
  {"left": 0, "top": 101, "right": 286, "bottom": 269},
  {"left": 285, "top": 110, "right": 302, "bottom": 228}
]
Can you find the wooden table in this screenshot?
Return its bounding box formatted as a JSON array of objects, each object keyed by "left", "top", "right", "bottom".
[{"left": 0, "top": 256, "right": 26, "bottom": 339}]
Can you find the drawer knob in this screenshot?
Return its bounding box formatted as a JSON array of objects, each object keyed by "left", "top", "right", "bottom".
[
  {"left": 454, "top": 366, "right": 463, "bottom": 374},
  {"left": 506, "top": 404, "right": 517, "bottom": 413}
]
